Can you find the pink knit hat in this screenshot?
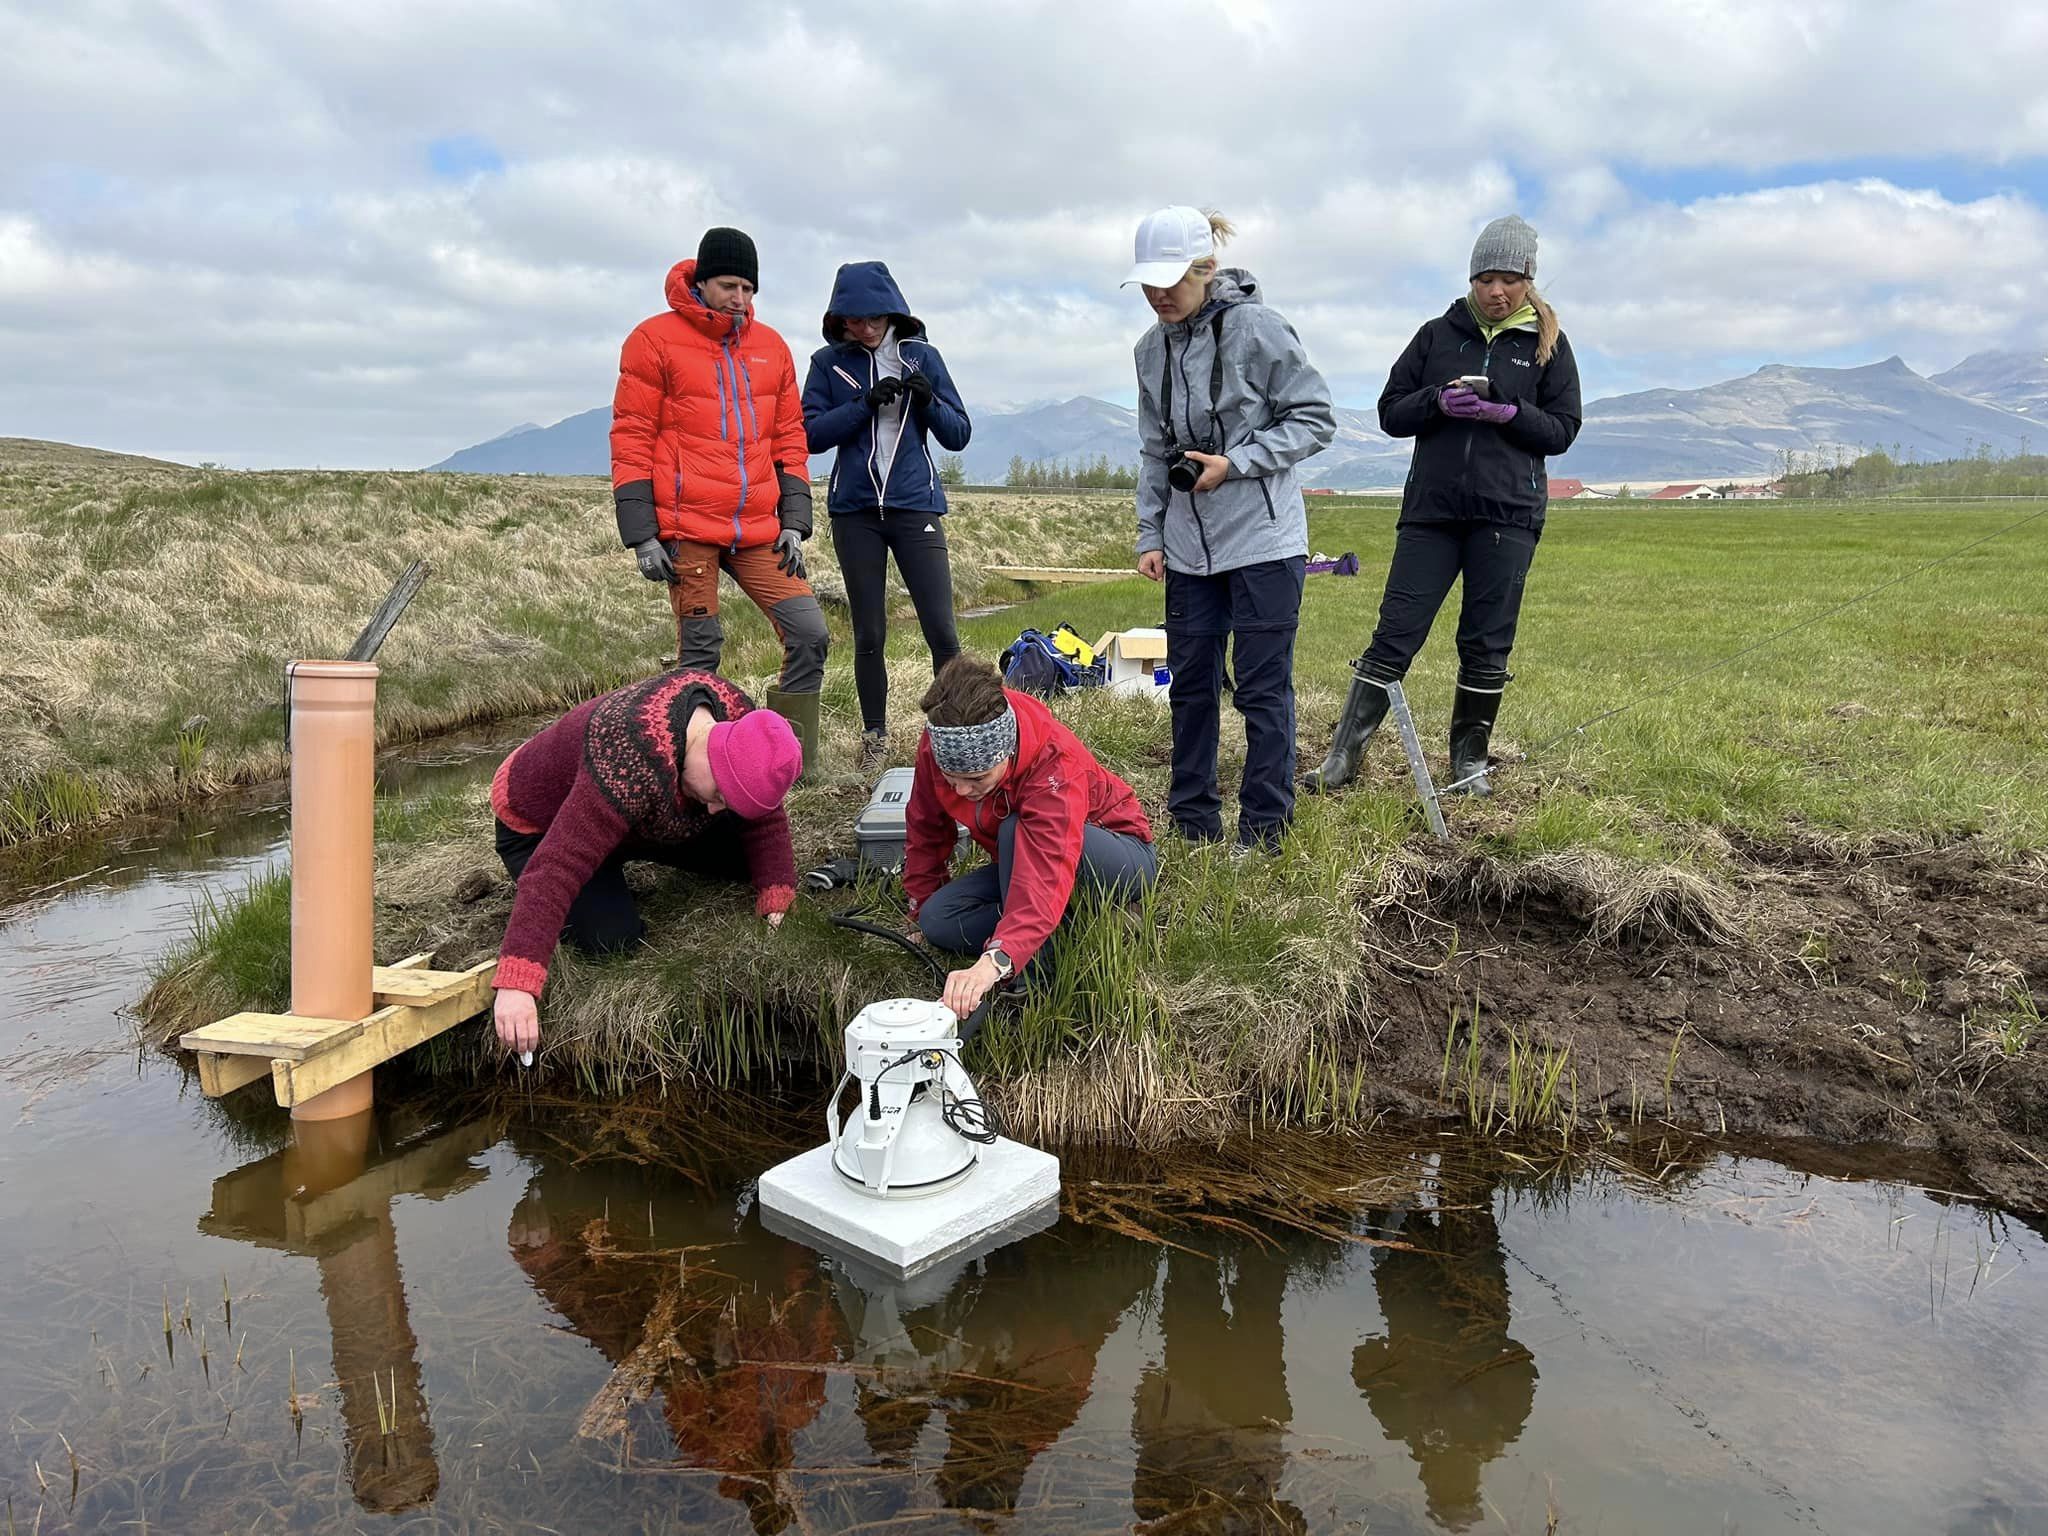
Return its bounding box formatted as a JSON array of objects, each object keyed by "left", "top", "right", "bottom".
[{"left": 706, "top": 709, "right": 801, "bottom": 819}]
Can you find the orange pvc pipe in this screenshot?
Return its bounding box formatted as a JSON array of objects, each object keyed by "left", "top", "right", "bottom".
[{"left": 287, "top": 660, "right": 379, "bottom": 1121}]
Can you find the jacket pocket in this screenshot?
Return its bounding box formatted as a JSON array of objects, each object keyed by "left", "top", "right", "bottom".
[{"left": 1258, "top": 479, "right": 1276, "bottom": 522}]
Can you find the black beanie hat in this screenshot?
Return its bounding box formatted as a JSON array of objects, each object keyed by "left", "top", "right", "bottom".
[{"left": 696, "top": 227, "right": 759, "bottom": 289}]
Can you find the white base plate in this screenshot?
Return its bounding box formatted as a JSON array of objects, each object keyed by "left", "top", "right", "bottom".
[{"left": 757, "top": 1137, "right": 1060, "bottom": 1278}]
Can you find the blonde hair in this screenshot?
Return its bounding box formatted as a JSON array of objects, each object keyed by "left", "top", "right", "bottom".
[
  {"left": 1529, "top": 287, "right": 1560, "bottom": 366},
  {"left": 1190, "top": 209, "right": 1235, "bottom": 280}
]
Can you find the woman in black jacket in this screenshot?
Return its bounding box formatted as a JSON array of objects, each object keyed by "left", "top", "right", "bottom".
[{"left": 1307, "top": 216, "right": 1582, "bottom": 798}]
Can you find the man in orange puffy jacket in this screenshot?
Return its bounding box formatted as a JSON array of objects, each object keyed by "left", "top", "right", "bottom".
[{"left": 611, "top": 227, "right": 829, "bottom": 771}]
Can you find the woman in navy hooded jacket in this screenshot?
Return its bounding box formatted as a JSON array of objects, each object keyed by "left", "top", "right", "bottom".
[{"left": 802, "top": 262, "right": 972, "bottom": 768}]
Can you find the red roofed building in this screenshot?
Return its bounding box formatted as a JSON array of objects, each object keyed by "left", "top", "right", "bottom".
[
  {"left": 1547, "top": 478, "right": 1586, "bottom": 499},
  {"left": 1651, "top": 483, "right": 1722, "bottom": 500}
]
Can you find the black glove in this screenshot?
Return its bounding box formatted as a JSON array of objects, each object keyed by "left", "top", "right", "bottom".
[
  {"left": 633, "top": 537, "right": 677, "bottom": 584},
  {"left": 903, "top": 370, "right": 934, "bottom": 407},
  {"left": 868, "top": 375, "right": 905, "bottom": 410},
  {"left": 773, "top": 529, "right": 806, "bottom": 578}
]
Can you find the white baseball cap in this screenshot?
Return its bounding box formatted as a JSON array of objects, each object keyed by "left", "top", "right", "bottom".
[{"left": 1121, "top": 205, "right": 1213, "bottom": 288}]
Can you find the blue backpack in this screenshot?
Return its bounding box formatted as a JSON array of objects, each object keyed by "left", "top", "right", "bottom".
[{"left": 999, "top": 626, "right": 1107, "bottom": 696}]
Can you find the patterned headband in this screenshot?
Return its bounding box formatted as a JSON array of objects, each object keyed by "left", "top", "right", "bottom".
[{"left": 927, "top": 707, "right": 1018, "bottom": 777}]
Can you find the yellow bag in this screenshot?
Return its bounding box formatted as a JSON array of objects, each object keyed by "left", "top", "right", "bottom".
[{"left": 1049, "top": 623, "right": 1098, "bottom": 669}]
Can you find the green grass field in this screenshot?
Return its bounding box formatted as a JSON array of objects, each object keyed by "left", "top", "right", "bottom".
[{"left": 981, "top": 496, "right": 2048, "bottom": 858}]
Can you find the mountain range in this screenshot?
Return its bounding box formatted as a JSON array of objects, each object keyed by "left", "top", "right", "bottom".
[{"left": 430, "top": 349, "right": 2048, "bottom": 487}]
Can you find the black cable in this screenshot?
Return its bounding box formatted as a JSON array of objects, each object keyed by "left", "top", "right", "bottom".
[{"left": 828, "top": 913, "right": 948, "bottom": 989}]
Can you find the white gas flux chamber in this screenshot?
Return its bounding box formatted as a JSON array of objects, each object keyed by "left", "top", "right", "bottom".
[{"left": 759, "top": 963, "right": 1059, "bottom": 1278}]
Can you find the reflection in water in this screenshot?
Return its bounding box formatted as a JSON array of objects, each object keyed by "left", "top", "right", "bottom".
[
  {"left": 1132, "top": 1244, "right": 1307, "bottom": 1534},
  {"left": 506, "top": 1148, "right": 1160, "bottom": 1532},
  {"left": 834, "top": 1234, "right": 1156, "bottom": 1517},
  {"left": 200, "top": 1107, "right": 493, "bottom": 1513},
  {"left": 1353, "top": 1169, "right": 1536, "bottom": 1530},
  {"left": 507, "top": 1155, "right": 839, "bottom": 1533}
]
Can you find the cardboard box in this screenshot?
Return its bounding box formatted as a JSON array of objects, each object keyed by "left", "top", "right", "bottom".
[{"left": 1093, "top": 628, "right": 1171, "bottom": 695}]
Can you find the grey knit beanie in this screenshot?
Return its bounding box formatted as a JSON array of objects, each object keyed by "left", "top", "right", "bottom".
[{"left": 1469, "top": 216, "right": 1539, "bottom": 280}]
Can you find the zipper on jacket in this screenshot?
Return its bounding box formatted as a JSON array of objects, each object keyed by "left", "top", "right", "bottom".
[
  {"left": 864, "top": 351, "right": 885, "bottom": 512},
  {"left": 1169, "top": 328, "right": 1216, "bottom": 574},
  {"left": 1460, "top": 342, "right": 1494, "bottom": 477},
  {"left": 723, "top": 338, "right": 747, "bottom": 551}
]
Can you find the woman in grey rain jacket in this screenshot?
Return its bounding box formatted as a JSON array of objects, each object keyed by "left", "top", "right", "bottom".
[{"left": 1126, "top": 206, "right": 1336, "bottom": 851}]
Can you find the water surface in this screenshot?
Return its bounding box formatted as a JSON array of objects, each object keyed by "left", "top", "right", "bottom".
[{"left": 2, "top": 754, "right": 2044, "bottom": 1534}]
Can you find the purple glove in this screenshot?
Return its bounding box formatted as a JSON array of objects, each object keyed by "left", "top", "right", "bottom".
[{"left": 1440, "top": 386, "right": 1518, "bottom": 425}]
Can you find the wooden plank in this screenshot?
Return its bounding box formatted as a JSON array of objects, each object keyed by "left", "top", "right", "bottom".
[
  {"left": 196, "top": 1052, "right": 272, "bottom": 1096},
  {"left": 273, "top": 960, "right": 497, "bottom": 1110},
  {"left": 180, "top": 1011, "right": 363, "bottom": 1062},
  {"left": 372, "top": 965, "right": 479, "bottom": 1005},
  {"left": 182, "top": 951, "right": 440, "bottom": 1096},
  {"left": 987, "top": 565, "right": 1131, "bottom": 585}
]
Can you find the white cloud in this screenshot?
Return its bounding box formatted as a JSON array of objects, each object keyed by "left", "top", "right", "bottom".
[{"left": 1, "top": 1, "right": 2046, "bottom": 464}]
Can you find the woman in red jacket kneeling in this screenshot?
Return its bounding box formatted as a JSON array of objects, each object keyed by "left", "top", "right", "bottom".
[{"left": 904, "top": 657, "right": 1158, "bottom": 1020}]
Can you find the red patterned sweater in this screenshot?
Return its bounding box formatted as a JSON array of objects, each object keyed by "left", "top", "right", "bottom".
[{"left": 491, "top": 672, "right": 796, "bottom": 995}]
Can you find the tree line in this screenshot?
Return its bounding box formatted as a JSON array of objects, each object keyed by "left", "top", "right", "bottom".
[
  {"left": 1003, "top": 453, "right": 1140, "bottom": 489},
  {"left": 1776, "top": 439, "right": 2048, "bottom": 498}
]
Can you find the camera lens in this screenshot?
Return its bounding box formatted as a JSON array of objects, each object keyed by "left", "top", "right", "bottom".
[{"left": 1167, "top": 455, "right": 1199, "bottom": 493}]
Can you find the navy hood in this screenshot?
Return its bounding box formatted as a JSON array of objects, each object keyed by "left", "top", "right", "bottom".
[{"left": 822, "top": 261, "right": 924, "bottom": 342}]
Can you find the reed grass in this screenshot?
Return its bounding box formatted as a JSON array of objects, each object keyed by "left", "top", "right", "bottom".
[{"left": 1440, "top": 991, "right": 1579, "bottom": 1143}]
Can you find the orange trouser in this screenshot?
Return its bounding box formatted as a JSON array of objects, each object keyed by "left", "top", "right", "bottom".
[{"left": 665, "top": 539, "right": 829, "bottom": 693}]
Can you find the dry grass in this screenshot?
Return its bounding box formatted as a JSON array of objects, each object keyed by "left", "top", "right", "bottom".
[{"left": 0, "top": 442, "right": 1132, "bottom": 844}]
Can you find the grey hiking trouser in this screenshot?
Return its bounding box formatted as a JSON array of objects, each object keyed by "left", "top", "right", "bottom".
[{"left": 916, "top": 815, "right": 1159, "bottom": 961}]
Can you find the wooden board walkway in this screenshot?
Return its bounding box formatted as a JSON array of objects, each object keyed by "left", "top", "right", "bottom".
[
  {"left": 180, "top": 951, "right": 497, "bottom": 1108},
  {"left": 986, "top": 564, "right": 1133, "bottom": 585}
]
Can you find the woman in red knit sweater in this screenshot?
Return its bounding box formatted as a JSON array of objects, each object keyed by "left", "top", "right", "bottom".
[
  {"left": 904, "top": 657, "right": 1158, "bottom": 1020},
  {"left": 490, "top": 670, "right": 802, "bottom": 1055}
]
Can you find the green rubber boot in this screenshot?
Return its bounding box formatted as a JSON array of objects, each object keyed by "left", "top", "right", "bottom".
[{"left": 767, "top": 687, "right": 822, "bottom": 783}]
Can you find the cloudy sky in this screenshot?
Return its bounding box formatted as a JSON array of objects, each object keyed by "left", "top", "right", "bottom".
[{"left": 5, "top": 0, "right": 2047, "bottom": 468}]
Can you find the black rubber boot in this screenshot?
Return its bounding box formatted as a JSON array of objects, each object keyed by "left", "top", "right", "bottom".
[
  {"left": 1445, "top": 680, "right": 1505, "bottom": 797},
  {"left": 1305, "top": 669, "right": 1394, "bottom": 793}
]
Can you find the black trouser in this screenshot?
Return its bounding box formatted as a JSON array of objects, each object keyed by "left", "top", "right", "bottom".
[
  {"left": 1164, "top": 557, "right": 1305, "bottom": 847},
  {"left": 495, "top": 815, "right": 748, "bottom": 957},
  {"left": 832, "top": 508, "right": 961, "bottom": 732},
  {"left": 1359, "top": 520, "right": 1538, "bottom": 687}
]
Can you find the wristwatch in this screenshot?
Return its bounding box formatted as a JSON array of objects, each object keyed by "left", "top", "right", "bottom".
[{"left": 984, "top": 947, "right": 1014, "bottom": 980}]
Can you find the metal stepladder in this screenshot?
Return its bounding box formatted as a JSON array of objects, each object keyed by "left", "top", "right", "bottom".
[{"left": 1381, "top": 680, "right": 1449, "bottom": 841}]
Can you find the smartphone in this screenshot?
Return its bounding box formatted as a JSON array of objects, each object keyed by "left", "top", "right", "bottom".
[{"left": 1453, "top": 374, "right": 1493, "bottom": 399}]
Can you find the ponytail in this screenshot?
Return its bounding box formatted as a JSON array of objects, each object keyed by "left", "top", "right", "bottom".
[
  {"left": 1530, "top": 288, "right": 1560, "bottom": 366},
  {"left": 1188, "top": 210, "right": 1236, "bottom": 280}
]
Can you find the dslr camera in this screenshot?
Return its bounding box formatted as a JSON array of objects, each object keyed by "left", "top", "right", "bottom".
[{"left": 1167, "top": 439, "right": 1218, "bottom": 493}]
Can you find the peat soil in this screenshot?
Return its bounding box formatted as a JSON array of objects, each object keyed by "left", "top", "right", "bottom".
[{"left": 1376, "top": 841, "right": 2048, "bottom": 1214}]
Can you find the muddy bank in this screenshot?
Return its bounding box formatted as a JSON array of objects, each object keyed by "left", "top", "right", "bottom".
[{"left": 1374, "top": 841, "right": 2048, "bottom": 1213}]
